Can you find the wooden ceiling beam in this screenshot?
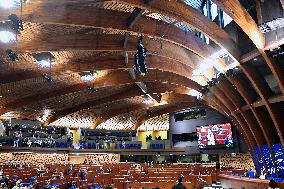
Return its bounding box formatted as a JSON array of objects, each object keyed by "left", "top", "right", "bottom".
[
  {"left": 228, "top": 73, "right": 280, "bottom": 176},
  {"left": 228, "top": 75, "right": 275, "bottom": 145},
  {"left": 212, "top": 85, "right": 266, "bottom": 146},
  {"left": 241, "top": 64, "right": 284, "bottom": 147},
  {"left": 240, "top": 49, "right": 260, "bottom": 64},
  {"left": 0, "top": 7, "right": 213, "bottom": 59},
  {"left": 128, "top": 0, "right": 155, "bottom": 28},
  {"left": 97, "top": 94, "right": 197, "bottom": 129},
  {"left": 212, "top": 0, "right": 284, "bottom": 94},
  {"left": 0, "top": 51, "right": 195, "bottom": 92},
  {"left": 115, "top": 0, "right": 240, "bottom": 59},
  {"left": 0, "top": 69, "right": 200, "bottom": 116},
  {"left": 47, "top": 87, "right": 196, "bottom": 126},
  {"left": 127, "top": 8, "right": 145, "bottom": 28},
  {"left": 217, "top": 81, "right": 269, "bottom": 147}
]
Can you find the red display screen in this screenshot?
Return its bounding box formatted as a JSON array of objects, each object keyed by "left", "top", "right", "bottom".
[{"left": 196, "top": 123, "right": 234, "bottom": 148}]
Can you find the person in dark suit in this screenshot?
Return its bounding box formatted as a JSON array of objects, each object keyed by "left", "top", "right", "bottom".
[{"left": 172, "top": 176, "right": 187, "bottom": 189}]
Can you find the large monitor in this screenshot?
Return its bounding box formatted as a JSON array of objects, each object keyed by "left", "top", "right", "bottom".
[{"left": 196, "top": 123, "right": 234, "bottom": 149}]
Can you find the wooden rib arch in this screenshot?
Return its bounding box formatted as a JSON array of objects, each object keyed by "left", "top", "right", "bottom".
[
  {"left": 215, "top": 82, "right": 266, "bottom": 145},
  {"left": 44, "top": 78, "right": 199, "bottom": 125},
  {"left": 211, "top": 0, "right": 284, "bottom": 94},
  {"left": 115, "top": 0, "right": 240, "bottom": 59},
  {"left": 0, "top": 68, "right": 200, "bottom": 116},
  {"left": 96, "top": 94, "right": 199, "bottom": 129},
  {"left": 0, "top": 7, "right": 214, "bottom": 59},
  {"left": 241, "top": 64, "right": 284, "bottom": 147},
  {"left": 3, "top": 54, "right": 194, "bottom": 82},
  {"left": 228, "top": 74, "right": 277, "bottom": 145}
]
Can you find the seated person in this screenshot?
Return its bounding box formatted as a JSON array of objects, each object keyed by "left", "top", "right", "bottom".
[
  {"left": 105, "top": 185, "right": 113, "bottom": 189},
  {"left": 269, "top": 180, "right": 280, "bottom": 189},
  {"left": 69, "top": 181, "right": 77, "bottom": 189},
  {"left": 44, "top": 180, "right": 52, "bottom": 189},
  {"left": 12, "top": 180, "right": 22, "bottom": 189},
  {"left": 172, "top": 176, "right": 186, "bottom": 189},
  {"left": 59, "top": 172, "right": 64, "bottom": 179},
  {"left": 259, "top": 170, "right": 266, "bottom": 180}
]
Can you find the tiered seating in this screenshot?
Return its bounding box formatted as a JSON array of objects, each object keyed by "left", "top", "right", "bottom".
[
  {"left": 0, "top": 162, "right": 219, "bottom": 189},
  {"left": 220, "top": 153, "right": 255, "bottom": 171}
]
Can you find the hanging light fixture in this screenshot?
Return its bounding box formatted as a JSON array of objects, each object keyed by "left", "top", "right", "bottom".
[{"left": 80, "top": 71, "right": 97, "bottom": 82}]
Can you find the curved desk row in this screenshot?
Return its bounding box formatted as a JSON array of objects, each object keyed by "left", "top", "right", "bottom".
[{"left": 219, "top": 174, "right": 284, "bottom": 189}]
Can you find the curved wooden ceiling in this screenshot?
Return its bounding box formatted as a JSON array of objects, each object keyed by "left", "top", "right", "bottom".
[{"left": 0, "top": 0, "right": 284, "bottom": 163}]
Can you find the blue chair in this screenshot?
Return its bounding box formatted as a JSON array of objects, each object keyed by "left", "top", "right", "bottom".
[
  {"left": 92, "top": 143, "right": 96, "bottom": 148},
  {"left": 56, "top": 142, "right": 60, "bottom": 147},
  {"left": 248, "top": 171, "right": 255, "bottom": 178}
]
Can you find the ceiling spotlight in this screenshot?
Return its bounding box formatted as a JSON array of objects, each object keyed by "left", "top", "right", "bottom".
[
  {"left": 86, "top": 86, "right": 97, "bottom": 93},
  {"left": 6, "top": 49, "right": 18, "bottom": 61},
  {"left": 33, "top": 52, "right": 54, "bottom": 68},
  {"left": 80, "top": 71, "right": 97, "bottom": 82},
  {"left": 146, "top": 109, "right": 154, "bottom": 117},
  {"left": 42, "top": 73, "right": 53, "bottom": 82}
]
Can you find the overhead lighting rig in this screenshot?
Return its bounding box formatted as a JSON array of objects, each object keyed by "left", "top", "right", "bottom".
[
  {"left": 266, "top": 44, "right": 284, "bottom": 58},
  {"left": 134, "top": 35, "right": 148, "bottom": 76},
  {"left": 0, "top": 14, "right": 23, "bottom": 43},
  {"left": 259, "top": 17, "right": 284, "bottom": 33},
  {"left": 33, "top": 52, "right": 54, "bottom": 68},
  {"left": 80, "top": 71, "right": 97, "bottom": 82},
  {"left": 8, "top": 14, "right": 23, "bottom": 35},
  {"left": 225, "top": 66, "right": 241, "bottom": 77}
]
